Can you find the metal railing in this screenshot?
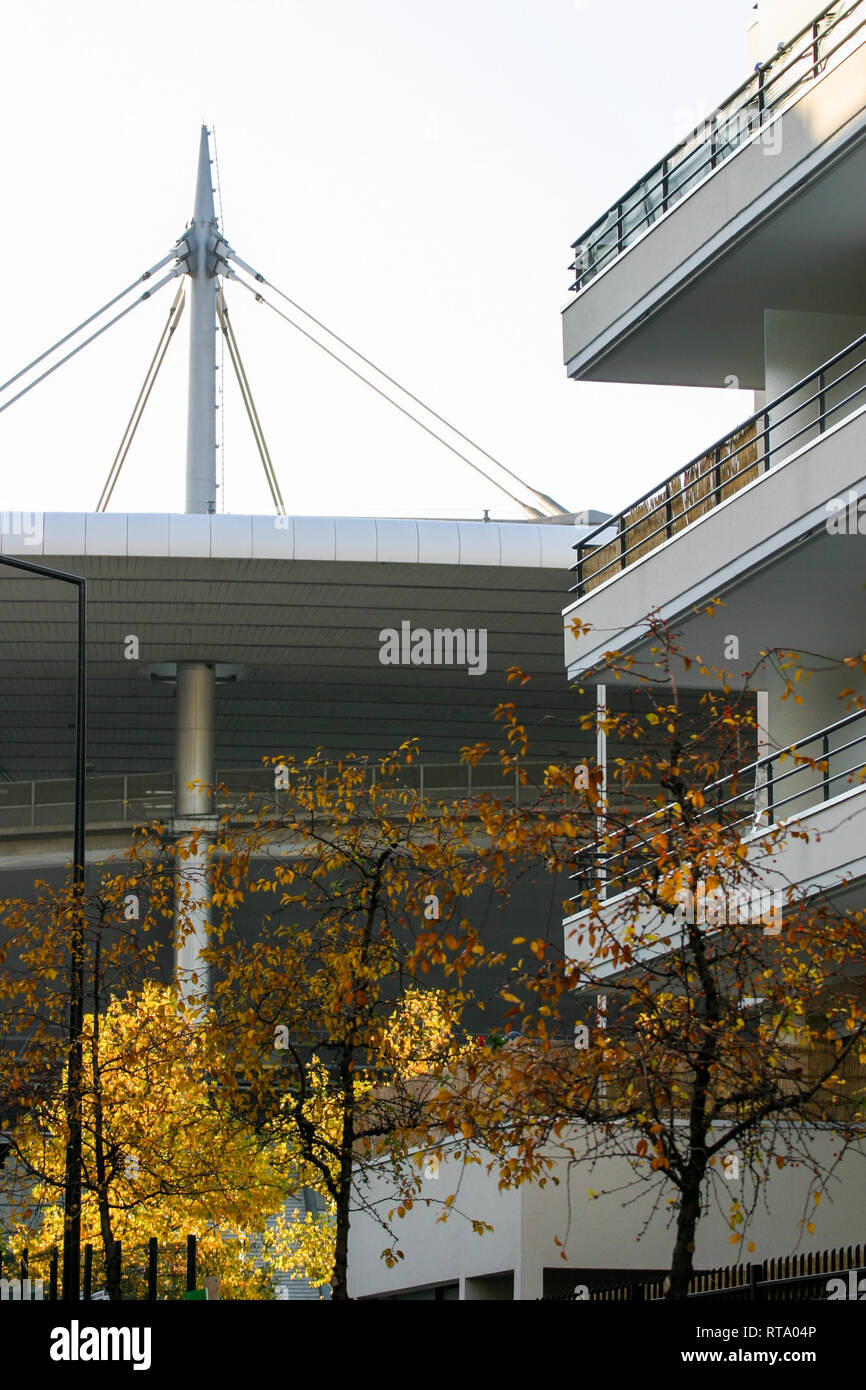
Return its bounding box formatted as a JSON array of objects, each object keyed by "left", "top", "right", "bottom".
[
  {"left": 571, "top": 708, "right": 866, "bottom": 904},
  {"left": 0, "top": 760, "right": 569, "bottom": 836},
  {"left": 571, "top": 329, "right": 866, "bottom": 596},
  {"left": 543, "top": 1252, "right": 866, "bottom": 1302},
  {"left": 568, "top": 0, "right": 866, "bottom": 293}
]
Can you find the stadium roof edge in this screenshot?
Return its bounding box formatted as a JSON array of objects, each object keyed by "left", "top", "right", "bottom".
[{"left": 0, "top": 513, "right": 589, "bottom": 570}]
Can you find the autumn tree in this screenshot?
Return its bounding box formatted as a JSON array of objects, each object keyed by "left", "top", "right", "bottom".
[
  {"left": 1, "top": 741, "right": 537, "bottom": 1301},
  {"left": 449, "top": 620, "right": 866, "bottom": 1298},
  {"left": 0, "top": 858, "right": 305, "bottom": 1299},
  {"left": 155, "top": 742, "right": 505, "bottom": 1299},
  {"left": 0, "top": 864, "right": 164, "bottom": 1294},
  {"left": 1, "top": 978, "right": 304, "bottom": 1298}
]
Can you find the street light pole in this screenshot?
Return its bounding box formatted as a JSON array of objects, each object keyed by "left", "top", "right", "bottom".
[{"left": 0, "top": 554, "right": 86, "bottom": 1301}]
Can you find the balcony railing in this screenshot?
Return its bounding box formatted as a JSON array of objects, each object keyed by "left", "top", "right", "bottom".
[
  {"left": 568, "top": 0, "right": 866, "bottom": 294},
  {"left": 571, "top": 329, "right": 866, "bottom": 596},
  {"left": 571, "top": 707, "right": 866, "bottom": 904},
  {"left": 0, "top": 761, "right": 566, "bottom": 836}
]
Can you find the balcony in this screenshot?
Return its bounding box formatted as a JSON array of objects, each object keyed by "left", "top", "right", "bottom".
[
  {"left": 572, "top": 329, "right": 866, "bottom": 596},
  {"left": 566, "top": 708, "right": 866, "bottom": 978},
  {"left": 561, "top": 0, "right": 866, "bottom": 385},
  {"left": 563, "top": 329, "right": 866, "bottom": 680},
  {"left": 574, "top": 707, "right": 866, "bottom": 904},
  {"left": 569, "top": 0, "right": 866, "bottom": 295}
]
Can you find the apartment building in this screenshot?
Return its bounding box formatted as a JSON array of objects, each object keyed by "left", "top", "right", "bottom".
[
  {"left": 347, "top": 0, "right": 866, "bottom": 1299},
  {"left": 563, "top": 0, "right": 866, "bottom": 954}
]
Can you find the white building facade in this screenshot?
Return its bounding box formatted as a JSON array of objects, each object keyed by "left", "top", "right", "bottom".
[{"left": 347, "top": 0, "right": 866, "bottom": 1299}]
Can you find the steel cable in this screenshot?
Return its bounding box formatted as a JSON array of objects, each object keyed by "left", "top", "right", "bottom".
[
  {"left": 225, "top": 251, "right": 567, "bottom": 518},
  {"left": 0, "top": 250, "right": 178, "bottom": 396},
  {"left": 0, "top": 269, "right": 181, "bottom": 417},
  {"left": 227, "top": 269, "right": 551, "bottom": 519}
]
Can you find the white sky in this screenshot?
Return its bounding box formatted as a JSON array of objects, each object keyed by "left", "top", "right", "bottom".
[{"left": 0, "top": 0, "right": 759, "bottom": 522}]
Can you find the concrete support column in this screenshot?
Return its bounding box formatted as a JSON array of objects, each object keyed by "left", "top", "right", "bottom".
[{"left": 174, "top": 660, "right": 215, "bottom": 1004}]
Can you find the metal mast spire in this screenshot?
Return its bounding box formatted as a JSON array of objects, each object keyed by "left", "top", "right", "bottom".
[{"left": 183, "top": 126, "right": 218, "bottom": 514}]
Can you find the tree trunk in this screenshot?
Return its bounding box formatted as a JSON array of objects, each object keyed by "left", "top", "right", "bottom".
[
  {"left": 330, "top": 854, "right": 389, "bottom": 1299},
  {"left": 330, "top": 1065, "right": 355, "bottom": 1301},
  {"left": 665, "top": 895, "right": 719, "bottom": 1301},
  {"left": 331, "top": 1171, "right": 353, "bottom": 1300},
  {"left": 666, "top": 1166, "right": 704, "bottom": 1299},
  {"left": 103, "top": 1236, "right": 123, "bottom": 1302}
]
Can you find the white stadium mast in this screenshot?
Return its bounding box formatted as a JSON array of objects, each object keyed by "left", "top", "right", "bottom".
[{"left": 182, "top": 126, "right": 221, "bottom": 516}]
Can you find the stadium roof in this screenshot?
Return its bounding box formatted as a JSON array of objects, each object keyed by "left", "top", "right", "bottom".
[{"left": 0, "top": 511, "right": 590, "bottom": 782}]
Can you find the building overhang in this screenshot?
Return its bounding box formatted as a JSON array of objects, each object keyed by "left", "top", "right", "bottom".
[
  {"left": 563, "top": 406, "right": 866, "bottom": 683},
  {"left": 562, "top": 35, "right": 866, "bottom": 388}
]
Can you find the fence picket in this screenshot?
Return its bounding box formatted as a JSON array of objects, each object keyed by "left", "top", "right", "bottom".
[{"left": 540, "top": 1238, "right": 866, "bottom": 1301}]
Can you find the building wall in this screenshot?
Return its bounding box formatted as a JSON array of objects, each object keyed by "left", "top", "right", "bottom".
[
  {"left": 765, "top": 661, "right": 866, "bottom": 818},
  {"left": 764, "top": 309, "right": 866, "bottom": 463},
  {"left": 348, "top": 1124, "right": 866, "bottom": 1299}
]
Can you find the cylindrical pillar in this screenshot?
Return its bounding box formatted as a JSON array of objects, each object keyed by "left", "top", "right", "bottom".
[{"left": 174, "top": 661, "right": 215, "bottom": 1004}]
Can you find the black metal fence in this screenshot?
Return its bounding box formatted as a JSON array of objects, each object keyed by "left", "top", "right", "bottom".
[
  {"left": 0, "top": 1233, "right": 201, "bottom": 1301},
  {"left": 542, "top": 1244, "right": 866, "bottom": 1301}
]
